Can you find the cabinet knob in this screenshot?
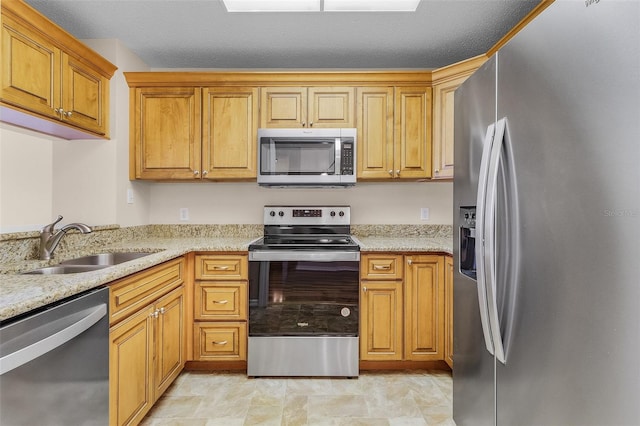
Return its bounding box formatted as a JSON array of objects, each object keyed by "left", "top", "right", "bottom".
[
  {"left": 151, "top": 309, "right": 159, "bottom": 318},
  {"left": 396, "top": 170, "right": 400, "bottom": 176},
  {"left": 202, "top": 170, "right": 208, "bottom": 177},
  {"left": 194, "top": 170, "right": 200, "bottom": 176},
  {"left": 435, "top": 169, "right": 440, "bottom": 174},
  {"left": 302, "top": 122, "right": 306, "bottom": 127},
  {"left": 407, "top": 259, "right": 413, "bottom": 265},
  {"left": 309, "top": 121, "right": 313, "bottom": 127},
  {"left": 363, "top": 286, "right": 367, "bottom": 292},
  {"left": 388, "top": 170, "right": 393, "bottom": 176},
  {"left": 159, "top": 307, "right": 166, "bottom": 314},
  {"left": 64, "top": 111, "right": 73, "bottom": 118}
]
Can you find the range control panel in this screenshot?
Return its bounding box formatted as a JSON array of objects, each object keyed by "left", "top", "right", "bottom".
[{"left": 264, "top": 206, "right": 350, "bottom": 225}]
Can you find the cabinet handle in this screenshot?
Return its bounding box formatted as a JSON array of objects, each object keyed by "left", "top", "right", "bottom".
[
  {"left": 194, "top": 170, "right": 200, "bottom": 176},
  {"left": 202, "top": 170, "right": 208, "bottom": 177},
  {"left": 150, "top": 309, "right": 159, "bottom": 318},
  {"left": 435, "top": 169, "right": 440, "bottom": 174},
  {"left": 213, "top": 300, "right": 228, "bottom": 304},
  {"left": 396, "top": 169, "right": 400, "bottom": 176},
  {"left": 302, "top": 121, "right": 306, "bottom": 127},
  {"left": 363, "top": 286, "right": 367, "bottom": 292},
  {"left": 388, "top": 170, "right": 393, "bottom": 176},
  {"left": 64, "top": 111, "right": 73, "bottom": 118},
  {"left": 212, "top": 340, "right": 228, "bottom": 345},
  {"left": 213, "top": 265, "right": 230, "bottom": 270},
  {"left": 309, "top": 121, "right": 313, "bottom": 127},
  {"left": 407, "top": 259, "right": 413, "bottom": 265},
  {"left": 373, "top": 264, "right": 391, "bottom": 270},
  {"left": 159, "top": 307, "right": 166, "bottom": 314}
]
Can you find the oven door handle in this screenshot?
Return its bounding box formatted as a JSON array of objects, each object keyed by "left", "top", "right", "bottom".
[{"left": 249, "top": 251, "right": 360, "bottom": 262}]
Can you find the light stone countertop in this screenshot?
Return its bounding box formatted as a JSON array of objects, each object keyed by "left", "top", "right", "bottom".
[{"left": 0, "top": 234, "right": 452, "bottom": 322}]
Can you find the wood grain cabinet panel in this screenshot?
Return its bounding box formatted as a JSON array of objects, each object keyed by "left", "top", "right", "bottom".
[
  {"left": 260, "top": 86, "right": 354, "bottom": 128},
  {"left": 444, "top": 255, "right": 454, "bottom": 368},
  {"left": 356, "top": 87, "right": 395, "bottom": 179},
  {"left": 361, "top": 253, "right": 404, "bottom": 280},
  {"left": 360, "top": 280, "right": 403, "bottom": 360},
  {"left": 193, "top": 322, "right": 247, "bottom": 361},
  {"left": 194, "top": 281, "right": 247, "bottom": 320},
  {"left": 404, "top": 255, "right": 445, "bottom": 361},
  {"left": 195, "top": 254, "right": 247, "bottom": 281},
  {"left": 394, "top": 87, "right": 432, "bottom": 179},
  {"left": 108, "top": 258, "right": 186, "bottom": 426},
  {"left": 1, "top": 0, "right": 115, "bottom": 138}
]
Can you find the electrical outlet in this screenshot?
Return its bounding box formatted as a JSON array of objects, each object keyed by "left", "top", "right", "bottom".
[
  {"left": 126, "top": 189, "right": 134, "bottom": 204},
  {"left": 179, "top": 208, "right": 189, "bottom": 221},
  {"left": 420, "top": 207, "right": 430, "bottom": 221}
]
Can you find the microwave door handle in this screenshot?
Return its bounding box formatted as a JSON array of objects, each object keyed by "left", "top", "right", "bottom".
[
  {"left": 476, "top": 122, "right": 497, "bottom": 358},
  {"left": 335, "top": 138, "right": 341, "bottom": 175}
]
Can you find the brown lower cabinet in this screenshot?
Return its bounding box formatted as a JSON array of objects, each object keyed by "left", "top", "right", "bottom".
[
  {"left": 108, "top": 257, "right": 186, "bottom": 426},
  {"left": 360, "top": 253, "right": 447, "bottom": 363},
  {"left": 192, "top": 253, "right": 248, "bottom": 361}
]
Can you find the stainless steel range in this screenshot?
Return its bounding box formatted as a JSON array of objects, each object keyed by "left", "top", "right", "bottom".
[{"left": 248, "top": 206, "right": 360, "bottom": 377}]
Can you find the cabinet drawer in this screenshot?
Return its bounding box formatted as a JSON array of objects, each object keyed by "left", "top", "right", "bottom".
[
  {"left": 193, "top": 322, "right": 247, "bottom": 361},
  {"left": 194, "top": 281, "right": 247, "bottom": 320},
  {"left": 361, "top": 254, "right": 404, "bottom": 280},
  {"left": 195, "top": 254, "right": 247, "bottom": 280},
  {"left": 109, "top": 258, "right": 185, "bottom": 325}
]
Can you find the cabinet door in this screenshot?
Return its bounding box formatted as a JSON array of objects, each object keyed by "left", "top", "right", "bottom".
[
  {"left": 433, "top": 76, "right": 467, "bottom": 179},
  {"left": 444, "top": 256, "right": 454, "bottom": 368},
  {"left": 404, "top": 255, "right": 444, "bottom": 360},
  {"left": 360, "top": 280, "right": 403, "bottom": 361},
  {"left": 154, "top": 285, "right": 185, "bottom": 400},
  {"left": 132, "top": 87, "right": 201, "bottom": 180},
  {"left": 356, "top": 87, "right": 394, "bottom": 179},
  {"left": 260, "top": 87, "right": 306, "bottom": 128},
  {"left": 61, "top": 52, "right": 109, "bottom": 136},
  {"left": 308, "top": 87, "right": 355, "bottom": 128},
  {"left": 202, "top": 87, "right": 258, "bottom": 179},
  {"left": 1, "top": 15, "right": 60, "bottom": 119},
  {"left": 394, "top": 87, "right": 432, "bottom": 179},
  {"left": 109, "top": 305, "right": 154, "bottom": 426}
]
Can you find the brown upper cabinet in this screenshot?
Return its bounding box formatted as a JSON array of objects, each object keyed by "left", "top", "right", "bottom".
[
  {"left": 431, "top": 55, "right": 487, "bottom": 180},
  {"left": 129, "top": 86, "right": 257, "bottom": 180},
  {"left": 357, "top": 86, "right": 432, "bottom": 180},
  {"left": 0, "top": 0, "right": 116, "bottom": 139},
  {"left": 260, "top": 86, "right": 355, "bottom": 128}
]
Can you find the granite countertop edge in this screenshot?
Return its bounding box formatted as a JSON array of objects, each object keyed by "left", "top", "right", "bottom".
[{"left": 0, "top": 235, "right": 452, "bottom": 322}]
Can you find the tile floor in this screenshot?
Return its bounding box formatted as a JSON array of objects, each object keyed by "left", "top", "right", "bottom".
[{"left": 141, "top": 369, "right": 454, "bottom": 425}]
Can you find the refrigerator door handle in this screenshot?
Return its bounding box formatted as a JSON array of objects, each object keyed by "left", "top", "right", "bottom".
[
  {"left": 475, "top": 122, "right": 497, "bottom": 357},
  {"left": 484, "top": 117, "right": 508, "bottom": 364}
]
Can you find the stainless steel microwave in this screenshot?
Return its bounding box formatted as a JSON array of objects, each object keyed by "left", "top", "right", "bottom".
[{"left": 257, "top": 128, "right": 356, "bottom": 187}]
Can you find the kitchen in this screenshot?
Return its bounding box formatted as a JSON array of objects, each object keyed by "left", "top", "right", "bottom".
[{"left": 1, "top": 0, "right": 639, "bottom": 425}]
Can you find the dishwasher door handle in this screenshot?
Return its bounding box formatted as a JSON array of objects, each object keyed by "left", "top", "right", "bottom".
[{"left": 0, "top": 304, "right": 107, "bottom": 375}]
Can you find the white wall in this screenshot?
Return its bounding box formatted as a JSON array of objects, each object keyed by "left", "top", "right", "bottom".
[
  {"left": 0, "top": 124, "right": 54, "bottom": 232},
  {"left": 149, "top": 181, "right": 452, "bottom": 224}
]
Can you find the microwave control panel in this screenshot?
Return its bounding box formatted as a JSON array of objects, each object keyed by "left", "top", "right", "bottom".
[{"left": 341, "top": 142, "right": 354, "bottom": 175}]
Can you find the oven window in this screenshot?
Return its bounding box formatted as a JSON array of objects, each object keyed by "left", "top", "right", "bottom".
[
  {"left": 249, "top": 260, "right": 359, "bottom": 336},
  {"left": 260, "top": 138, "right": 336, "bottom": 175}
]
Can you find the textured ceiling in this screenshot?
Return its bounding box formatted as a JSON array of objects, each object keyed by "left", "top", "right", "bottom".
[{"left": 25, "top": 0, "right": 541, "bottom": 69}]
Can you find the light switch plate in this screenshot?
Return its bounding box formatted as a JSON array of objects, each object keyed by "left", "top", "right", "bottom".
[
  {"left": 420, "top": 208, "right": 430, "bottom": 220},
  {"left": 179, "top": 208, "right": 189, "bottom": 221},
  {"left": 126, "top": 189, "right": 134, "bottom": 204}
]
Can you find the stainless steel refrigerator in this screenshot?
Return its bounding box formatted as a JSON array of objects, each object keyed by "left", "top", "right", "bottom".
[{"left": 452, "top": 1, "right": 640, "bottom": 425}]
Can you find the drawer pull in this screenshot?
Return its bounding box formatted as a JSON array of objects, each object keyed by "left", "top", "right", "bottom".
[
  {"left": 212, "top": 340, "right": 228, "bottom": 345},
  {"left": 213, "top": 300, "right": 228, "bottom": 304},
  {"left": 373, "top": 264, "right": 391, "bottom": 270},
  {"left": 213, "top": 266, "right": 230, "bottom": 271}
]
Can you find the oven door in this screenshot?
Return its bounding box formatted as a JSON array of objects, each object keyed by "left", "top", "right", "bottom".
[{"left": 248, "top": 251, "right": 360, "bottom": 337}]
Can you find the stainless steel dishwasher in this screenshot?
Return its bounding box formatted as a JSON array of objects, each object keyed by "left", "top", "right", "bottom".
[{"left": 0, "top": 286, "right": 109, "bottom": 425}]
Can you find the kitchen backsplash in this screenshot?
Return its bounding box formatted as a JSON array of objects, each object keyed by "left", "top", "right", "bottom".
[{"left": 0, "top": 224, "right": 452, "bottom": 267}]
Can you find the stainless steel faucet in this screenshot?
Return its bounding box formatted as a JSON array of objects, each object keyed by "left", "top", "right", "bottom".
[{"left": 39, "top": 215, "right": 92, "bottom": 260}]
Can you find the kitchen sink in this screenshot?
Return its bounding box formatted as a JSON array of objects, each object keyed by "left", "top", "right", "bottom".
[
  {"left": 23, "top": 251, "right": 155, "bottom": 274},
  {"left": 23, "top": 265, "right": 109, "bottom": 275},
  {"left": 60, "top": 252, "right": 155, "bottom": 266}
]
